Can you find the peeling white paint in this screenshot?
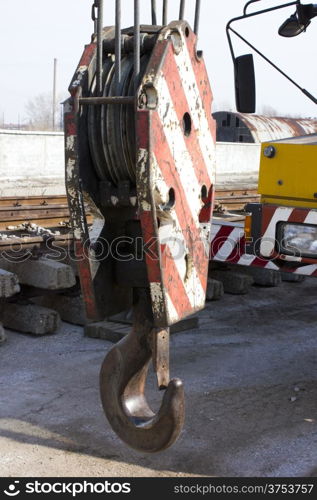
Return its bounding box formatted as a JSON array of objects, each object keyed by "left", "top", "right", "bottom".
[
  {"left": 137, "top": 148, "right": 151, "bottom": 211},
  {"left": 111, "top": 196, "right": 119, "bottom": 206},
  {"left": 73, "top": 228, "right": 82, "bottom": 240},
  {"left": 66, "top": 135, "right": 75, "bottom": 151},
  {"left": 150, "top": 282, "right": 165, "bottom": 319},
  {"left": 71, "top": 65, "right": 88, "bottom": 88},
  {"left": 66, "top": 158, "right": 76, "bottom": 183}
]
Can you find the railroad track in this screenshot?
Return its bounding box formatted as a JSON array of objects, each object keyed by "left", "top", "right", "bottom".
[
  {"left": 0, "top": 195, "right": 70, "bottom": 231},
  {"left": 214, "top": 189, "right": 260, "bottom": 212},
  {"left": 0, "top": 189, "right": 259, "bottom": 251},
  {"left": 0, "top": 195, "right": 74, "bottom": 253}
]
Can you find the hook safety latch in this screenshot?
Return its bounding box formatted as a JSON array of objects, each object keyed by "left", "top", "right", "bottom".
[{"left": 151, "top": 327, "right": 170, "bottom": 390}]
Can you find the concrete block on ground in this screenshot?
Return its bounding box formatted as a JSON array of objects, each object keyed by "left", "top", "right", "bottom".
[
  {"left": 33, "top": 294, "right": 86, "bottom": 326},
  {"left": 65, "top": 257, "right": 80, "bottom": 278},
  {"left": 109, "top": 309, "right": 199, "bottom": 332},
  {"left": 85, "top": 320, "right": 129, "bottom": 343},
  {"left": 280, "top": 272, "right": 305, "bottom": 283},
  {"left": 0, "top": 268, "right": 20, "bottom": 298},
  {"left": 0, "top": 303, "right": 61, "bottom": 335},
  {"left": 85, "top": 316, "right": 199, "bottom": 343},
  {"left": 0, "top": 257, "right": 76, "bottom": 290},
  {"left": 170, "top": 316, "right": 199, "bottom": 333},
  {"left": 0, "top": 323, "right": 6, "bottom": 344},
  {"left": 210, "top": 270, "right": 254, "bottom": 294},
  {"left": 206, "top": 278, "right": 224, "bottom": 301},
  {"left": 46, "top": 253, "right": 79, "bottom": 277},
  {"left": 232, "top": 265, "right": 282, "bottom": 287}
]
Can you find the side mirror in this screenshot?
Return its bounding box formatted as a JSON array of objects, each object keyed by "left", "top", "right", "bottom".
[
  {"left": 278, "top": 13, "right": 309, "bottom": 37},
  {"left": 234, "top": 54, "right": 256, "bottom": 113}
]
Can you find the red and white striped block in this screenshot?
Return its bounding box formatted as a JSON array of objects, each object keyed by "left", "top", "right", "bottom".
[
  {"left": 260, "top": 205, "right": 317, "bottom": 263},
  {"left": 210, "top": 203, "right": 317, "bottom": 277},
  {"left": 137, "top": 22, "right": 216, "bottom": 326},
  {"left": 210, "top": 223, "right": 281, "bottom": 270}
]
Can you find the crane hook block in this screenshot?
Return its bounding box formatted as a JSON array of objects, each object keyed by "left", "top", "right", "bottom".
[{"left": 64, "top": 19, "right": 216, "bottom": 452}]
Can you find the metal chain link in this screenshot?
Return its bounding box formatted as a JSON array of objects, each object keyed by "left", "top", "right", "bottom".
[
  {"left": 91, "top": 0, "right": 100, "bottom": 35},
  {"left": 91, "top": 1, "right": 98, "bottom": 22}
]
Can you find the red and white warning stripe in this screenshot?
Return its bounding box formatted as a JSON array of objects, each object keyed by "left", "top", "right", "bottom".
[
  {"left": 260, "top": 206, "right": 317, "bottom": 258},
  {"left": 210, "top": 204, "right": 317, "bottom": 277},
  {"left": 137, "top": 24, "right": 216, "bottom": 325}
]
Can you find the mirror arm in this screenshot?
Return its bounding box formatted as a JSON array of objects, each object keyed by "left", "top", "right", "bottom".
[
  {"left": 228, "top": 25, "right": 317, "bottom": 105},
  {"left": 244, "top": 0, "right": 263, "bottom": 16},
  {"left": 226, "top": 1, "right": 299, "bottom": 64},
  {"left": 226, "top": 24, "right": 236, "bottom": 63},
  {"left": 243, "top": 0, "right": 300, "bottom": 16}
]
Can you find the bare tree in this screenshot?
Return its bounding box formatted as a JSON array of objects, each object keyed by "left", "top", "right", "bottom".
[
  {"left": 25, "top": 92, "right": 65, "bottom": 131},
  {"left": 212, "top": 101, "right": 235, "bottom": 113},
  {"left": 259, "top": 104, "right": 280, "bottom": 117}
]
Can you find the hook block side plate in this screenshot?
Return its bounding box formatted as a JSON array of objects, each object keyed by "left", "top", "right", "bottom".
[{"left": 136, "top": 21, "right": 216, "bottom": 327}]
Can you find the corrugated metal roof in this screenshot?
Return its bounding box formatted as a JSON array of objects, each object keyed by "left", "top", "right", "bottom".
[
  {"left": 238, "top": 114, "right": 317, "bottom": 142},
  {"left": 213, "top": 112, "right": 317, "bottom": 143}
]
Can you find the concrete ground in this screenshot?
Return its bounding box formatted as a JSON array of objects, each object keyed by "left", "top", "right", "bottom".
[{"left": 0, "top": 278, "right": 316, "bottom": 477}]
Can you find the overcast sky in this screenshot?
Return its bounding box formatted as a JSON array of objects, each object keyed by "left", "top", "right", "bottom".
[{"left": 0, "top": 0, "right": 316, "bottom": 124}]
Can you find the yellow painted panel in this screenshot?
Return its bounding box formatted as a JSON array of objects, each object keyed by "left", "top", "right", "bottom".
[
  {"left": 258, "top": 142, "right": 317, "bottom": 207},
  {"left": 260, "top": 195, "right": 317, "bottom": 209}
]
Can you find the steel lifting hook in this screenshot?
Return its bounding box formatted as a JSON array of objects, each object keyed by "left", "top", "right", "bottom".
[{"left": 99, "top": 288, "right": 185, "bottom": 452}]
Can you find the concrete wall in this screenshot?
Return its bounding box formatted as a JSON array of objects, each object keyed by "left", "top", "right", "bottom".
[
  {"left": 215, "top": 141, "right": 260, "bottom": 190},
  {"left": 0, "top": 130, "right": 261, "bottom": 198},
  {"left": 0, "top": 129, "right": 65, "bottom": 197}
]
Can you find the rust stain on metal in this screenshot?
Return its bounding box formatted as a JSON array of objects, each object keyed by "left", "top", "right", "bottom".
[
  {"left": 214, "top": 111, "right": 317, "bottom": 143},
  {"left": 242, "top": 114, "right": 317, "bottom": 142},
  {"left": 151, "top": 327, "right": 170, "bottom": 389}
]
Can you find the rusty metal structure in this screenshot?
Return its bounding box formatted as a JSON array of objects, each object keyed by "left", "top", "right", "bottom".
[
  {"left": 64, "top": 0, "right": 215, "bottom": 452},
  {"left": 213, "top": 111, "right": 317, "bottom": 143}
]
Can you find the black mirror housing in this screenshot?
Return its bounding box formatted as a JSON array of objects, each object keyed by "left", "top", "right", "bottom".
[
  {"left": 278, "top": 13, "right": 309, "bottom": 37},
  {"left": 279, "top": 4, "right": 317, "bottom": 37},
  {"left": 234, "top": 54, "right": 256, "bottom": 113}
]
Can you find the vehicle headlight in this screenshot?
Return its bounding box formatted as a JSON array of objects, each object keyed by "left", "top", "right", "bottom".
[{"left": 277, "top": 222, "right": 317, "bottom": 258}]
